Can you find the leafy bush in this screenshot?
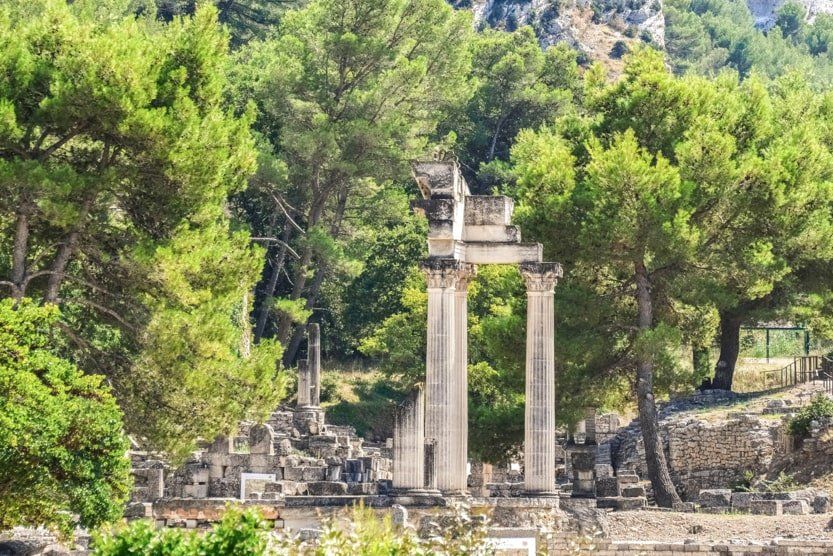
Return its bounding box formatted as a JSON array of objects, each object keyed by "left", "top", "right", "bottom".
[
  {"left": 0, "top": 299, "right": 131, "bottom": 537},
  {"left": 610, "top": 40, "right": 630, "bottom": 58},
  {"left": 94, "top": 503, "right": 492, "bottom": 555},
  {"left": 788, "top": 394, "right": 833, "bottom": 438},
  {"left": 94, "top": 507, "right": 273, "bottom": 556}
]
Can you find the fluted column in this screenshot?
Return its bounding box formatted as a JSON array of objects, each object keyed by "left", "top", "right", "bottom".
[
  {"left": 421, "top": 258, "right": 465, "bottom": 494},
  {"left": 454, "top": 264, "right": 475, "bottom": 493},
  {"left": 520, "top": 262, "right": 562, "bottom": 495},
  {"left": 308, "top": 323, "right": 321, "bottom": 407},
  {"left": 393, "top": 385, "right": 425, "bottom": 493}
]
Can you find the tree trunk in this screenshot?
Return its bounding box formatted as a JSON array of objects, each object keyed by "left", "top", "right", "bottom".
[
  {"left": 11, "top": 209, "right": 29, "bottom": 300},
  {"left": 283, "top": 265, "right": 327, "bottom": 365},
  {"left": 274, "top": 196, "right": 328, "bottom": 345},
  {"left": 712, "top": 310, "right": 743, "bottom": 391},
  {"left": 488, "top": 111, "right": 508, "bottom": 162},
  {"left": 44, "top": 194, "right": 95, "bottom": 303},
  {"left": 692, "top": 345, "right": 711, "bottom": 381},
  {"left": 253, "top": 226, "right": 292, "bottom": 342},
  {"left": 634, "top": 259, "right": 682, "bottom": 508}
]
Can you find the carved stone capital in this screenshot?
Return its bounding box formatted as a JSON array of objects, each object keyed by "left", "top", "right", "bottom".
[
  {"left": 455, "top": 263, "right": 477, "bottom": 291},
  {"left": 421, "top": 258, "right": 465, "bottom": 289},
  {"left": 519, "top": 262, "right": 563, "bottom": 292}
]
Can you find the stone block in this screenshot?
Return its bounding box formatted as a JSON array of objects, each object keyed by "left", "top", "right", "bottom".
[
  {"left": 596, "top": 496, "right": 645, "bottom": 511},
  {"left": 348, "top": 482, "right": 378, "bottom": 495},
  {"left": 812, "top": 494, "right": 830, "bottom": 514},
  {"left": 622, "top": 485, "right": 645, "bottom": 498},
  {"left": 730, "top": 492, "right": 756, "bottom": 511},
  {"left": 570, "top": 451, "right": 595, "bottom": 471},
  {"left": 617, "top": 473, "right": 639, "bottom": 484},
  {"left": 306, "top": 481, "right": 348, "bottom": 496},
  {"left": 698, "top": 489, "right": 732, "bottom": 508},
  {"left": 672, "top": 502, "right": 696, "bottom": 513},
  {"left": 616, "top": 497, "right": 646, "bottom": 511},
  {"left": 596, "top": 477, "right": 621, "bottom": 497},
  {"left": 595, "top": 464, "right": 614, "bottom": 478},
  {"left": 782, "top": 499, "right": 810, "bottom": 515},
  {"left": 749, "top": 500, "right": 782, "bottom": 516}
]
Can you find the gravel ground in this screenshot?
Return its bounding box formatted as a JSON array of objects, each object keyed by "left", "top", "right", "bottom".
[{"left": 607, "top": 511, "right": 833, "bottom": 543}]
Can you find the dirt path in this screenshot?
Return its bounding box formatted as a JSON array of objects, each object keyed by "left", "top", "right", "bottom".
[{"left": 608, "top": 511, "right": 833, "bottom": 543}]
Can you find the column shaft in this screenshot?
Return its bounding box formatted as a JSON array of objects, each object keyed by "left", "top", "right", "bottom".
[
  {"left": 520, "top": 263, "right": 562, "bottom": 495},
  {"left": 297, "top": 359, "right": 311, "bottom": 407},
  {"left": 393, "top": 385, "right": 425, "bottom": 492},
  {"left": 422, "top": 259, "right": 465, "bottom": 494},
  {"left": 308, "top": 323, "right": 321, "bottom": 407},
  {"left": 454, "top": 266, "right": 474, "bottom": 492}
]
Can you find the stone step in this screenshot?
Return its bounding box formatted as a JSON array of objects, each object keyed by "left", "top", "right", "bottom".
[
  {"left": 597, "top": 496, "right": 647, "bottom": 511},
  {"left": 621, "top": 485, "right": 646, "bottom": 498}
]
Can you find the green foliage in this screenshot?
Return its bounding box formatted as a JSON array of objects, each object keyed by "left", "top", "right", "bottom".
[
  {"left": 0, "top": 0, "right": 287, "bottom": 458},
  {"left": 664, "top": 0, "right": 833, "bottom": 82},
  {"left": 130, "top": 223, "right": 286, "bottom": 459},
  {"left": 322, "top": 371, "right": 404, "bottom": 440},
  {"left": 95, "top": 503, "right": 491, "bottom": 555},
  {"left": 806, "top": 14, "right": 833, "bottom": 55},
  {"left": 775, "top": 1, "right": 806, "bottom": 43},
  {"left": 0, "top": 299, "right": 130, "bottom": 537},
  {"left": 501, "top": 46, "right": 833, "bottom": 424},
  {"left": 788, "top": 393, "right": 833, "bottom": 438},
  {"left": 154, "top": 0, "right": 294, "bottom": 46},
  {"left": 230, "top": 0, "right": 475, "bottom": 358},
  {"left": 610, "top": 40, "right": 629, "bottom": 58},
  {"left": 94, "top": 506, "right": 272, "bottom": 555},
  {"left": 438, "top": 26, "right": 580, "bottom": 190}
]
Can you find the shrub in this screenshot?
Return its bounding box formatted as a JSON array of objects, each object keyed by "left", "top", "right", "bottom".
[
  {"left": 610, "top": 40, "right": 630, "bottom": 58},
  {"left": 0, "top": 299, "right": 131, "bottom": 537},
  {"left": 94, "top": 507, "right": 272, "bottom": 555},
  {"left": 788, "top": 393, "right": 833, "bottom": 439},
  {"left": 94, "top": 502, "right": 492, "bottom": 555}
]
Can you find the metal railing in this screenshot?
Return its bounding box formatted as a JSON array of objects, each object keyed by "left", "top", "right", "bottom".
[
  {"left": 820, "top": 356, "right": 833, "bottom": 396},
  {"left": 760, "top": 354, "right": 833, "bottom": 394}
]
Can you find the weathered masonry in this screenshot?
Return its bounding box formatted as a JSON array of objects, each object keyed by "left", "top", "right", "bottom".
[{"left": 395, "top": 160, "right": 562, "bottom": 496}]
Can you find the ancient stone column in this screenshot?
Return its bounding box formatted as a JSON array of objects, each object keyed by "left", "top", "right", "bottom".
[
  {"left": 520, "top": 262, "right": 562, "bottom": 495},
  {"left": 454, "top": 264, "right": 475, "bottom": 492},
  {"left": 421, "top": 258, "right": 465, "bottom": 494},
  {"left": 393, "top": 385, "right": 425, "bottom": 493},
  {"left": 297, "top": 359, "right": 311, "bottom": 407},
  {"left": 584, "top": 407, "right": 597, "bottom": 446},
  {"left": 308, "top": 323, "right": 321, "bottom": 407}
]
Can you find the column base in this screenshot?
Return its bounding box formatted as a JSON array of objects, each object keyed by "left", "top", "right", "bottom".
[
  {"left": 522, "top": 490, "right": 560, "bottom": 498},
  {"left": 391, "top": 489, "right": 445, "bottom": 506},
  {"left": 440, "top": 489, "right": 469, "bottom": 497}
]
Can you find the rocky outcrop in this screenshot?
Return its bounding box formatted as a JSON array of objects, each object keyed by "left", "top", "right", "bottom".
[
  {"left": 747, "top": 0, "right": 833, "bottom": 30},
  {"left": 454, "top": 0, "right": 664, "bottom": 55}
]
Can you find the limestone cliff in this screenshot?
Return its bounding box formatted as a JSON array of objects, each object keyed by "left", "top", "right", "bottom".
[
  {"left": 747, "top": 0, "right": 833, "bottom": 29},
  {"left": 454, "top": 0, "right": 664, "bottom": 71}
]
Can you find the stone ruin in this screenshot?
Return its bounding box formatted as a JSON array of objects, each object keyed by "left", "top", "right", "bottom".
[
  {"left": 127, "top": 159, "right": 833, "bottom": 535},
  {"left": 396, "top": 160, "right": 562, "bottom": 498},
  {"left": 129, "top": 323, "right": 393, "bottom": 526}
]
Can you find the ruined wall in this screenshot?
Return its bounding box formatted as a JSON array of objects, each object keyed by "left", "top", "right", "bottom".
[{"left": 612, "top": 411, "right": 784, "bottom": 500}]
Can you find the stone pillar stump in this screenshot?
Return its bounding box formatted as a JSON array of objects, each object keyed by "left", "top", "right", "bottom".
[{"left": 393, "top": 385, "right": 426, "bottom": 493}]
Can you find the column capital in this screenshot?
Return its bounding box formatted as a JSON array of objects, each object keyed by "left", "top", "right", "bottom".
[
  {"left": 455, "top": 263, "right": 477, "bottom": 291},
  {"left": 519, "top": 262, "right": 563, "bottom": 292},
  {"left": 421, "top": 258, "right": 473, "bottom": 289}
]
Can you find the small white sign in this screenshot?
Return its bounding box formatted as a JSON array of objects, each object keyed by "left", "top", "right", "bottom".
[{"left": 486, "top": 536, "right": 536, "bottom": 555}]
